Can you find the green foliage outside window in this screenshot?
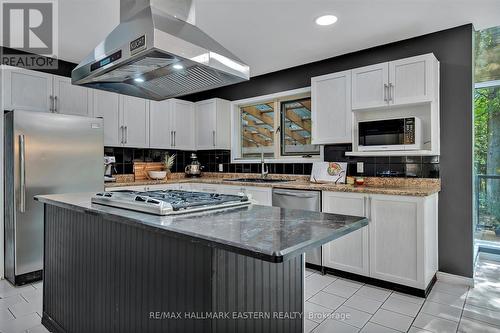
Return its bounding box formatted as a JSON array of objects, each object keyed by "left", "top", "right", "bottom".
[
  {"left": 475, "top": 26, "right": 500, "bottom": 83},
  {"left": 474, "top": 26, "right": 500, "bottom": 231}
]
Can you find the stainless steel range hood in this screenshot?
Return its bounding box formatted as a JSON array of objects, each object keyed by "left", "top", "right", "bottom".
[{"left": 72, "top": 0, "right": 250, "bottom": 100}]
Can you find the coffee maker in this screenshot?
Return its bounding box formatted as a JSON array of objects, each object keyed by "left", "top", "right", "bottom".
[{"left": 104, "top": 156, "right": 117, "bottom": 182}]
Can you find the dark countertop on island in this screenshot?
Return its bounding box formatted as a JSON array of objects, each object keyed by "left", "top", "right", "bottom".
[{"left": 36, "top": 192, "right": 368, "bottom": 263}]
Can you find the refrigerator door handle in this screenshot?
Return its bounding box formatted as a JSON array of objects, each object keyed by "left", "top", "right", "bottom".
[{"left": 19, "top": 135, "right": 26, "bottom": 213}]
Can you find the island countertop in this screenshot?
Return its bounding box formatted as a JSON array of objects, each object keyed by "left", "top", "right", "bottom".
[{"left": 36, "top": 192, "right": 368, "bottom": 263}]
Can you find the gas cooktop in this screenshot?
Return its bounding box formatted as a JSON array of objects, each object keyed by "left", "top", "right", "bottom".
[{"left": 91, "top": 190, "right": 251, "bottom": 216}]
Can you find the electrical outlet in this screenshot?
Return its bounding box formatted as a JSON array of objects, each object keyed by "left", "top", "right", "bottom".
[
  {"left": 218, "top": 164, "right": 223, "bottom": 172},
  {"left": 357, "top": 162, "right": 364, "bottom": 173}
]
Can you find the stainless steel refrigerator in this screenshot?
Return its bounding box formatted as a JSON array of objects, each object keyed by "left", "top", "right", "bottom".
[{"left": 4, "top": 110, "right": 103, "bottom": 285}]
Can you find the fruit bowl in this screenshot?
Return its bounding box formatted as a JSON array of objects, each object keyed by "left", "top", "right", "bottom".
[{"left": 147, "top": 171, "right": 167, "bottom": 180}]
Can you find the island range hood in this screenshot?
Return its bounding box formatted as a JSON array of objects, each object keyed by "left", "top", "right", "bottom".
[{"left": 72, "top": 0, "right": 250, "bottom": 100}]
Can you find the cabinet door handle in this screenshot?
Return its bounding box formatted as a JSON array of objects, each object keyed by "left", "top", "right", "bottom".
[
  {"left": 49, "top": 96, "right": 54, "bottom": 112},
  {"left": 19, "top": 135, "right": 26, "bottom": 213},
  {"left": 363, "top": 196, "right": 367, "bottom": 217},
  {"left": 54, "top": 96, "right": 58, "bottom": 113},
  {"left": 213, "top": 130, "right": 216, "bottom": 147},
  {"left": 120, "top": 126, "right": 124, "bottom": 144},
  {"left": 383, "top": 84, "right": 388, "bottom": 102},
  {"left": 389, "top": 83, "right": 394, "bottom": 102},
  {"left": 368, "top": 197, "right": 372, "bottom": 220},
  {"left": 173, "top": 131, "right": 176, "bottom": 147},
  {"left": 124, "top": 126, "right": 128, "bottom": 144}
]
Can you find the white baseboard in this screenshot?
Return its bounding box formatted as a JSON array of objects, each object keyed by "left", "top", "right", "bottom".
[{"left": 437, "top": 271, "right": 475, "bottom": 287}]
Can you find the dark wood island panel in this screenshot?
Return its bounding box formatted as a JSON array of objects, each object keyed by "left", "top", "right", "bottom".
[{"left": 42, "top": 205, "right": 304, "bottom": 333}]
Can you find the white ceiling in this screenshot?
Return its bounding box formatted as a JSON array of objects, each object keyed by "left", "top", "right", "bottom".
[{"left": 59, "top": 0, "right": 500, "bottom": 77}]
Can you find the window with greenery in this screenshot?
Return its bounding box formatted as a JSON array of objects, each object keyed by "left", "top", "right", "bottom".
[
  {"left": 475, "top": 26, "right": 500, "bottom": 83},
  {"left": 473, "top": 26, "right": 500, "bottom": 247},
  {"left": 238, "top": 93, "right": 319, "bottom": 160}
]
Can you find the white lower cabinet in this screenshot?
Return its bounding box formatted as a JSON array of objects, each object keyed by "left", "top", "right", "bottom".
[
  {"left": 241, "top": 186, "right": 272, "bottom": 206},
  {"left": 321, "top": 191, "right": 438, "bottom": 290},
  {"left": 185, "top": 183, "right": 271, "bottom": 206},
  {"left": 107, "top": 185, "right": 147, "bottom": 192},
  {"left": 189, "top": 183, "right": 218, "bottom": 193},
  {"left": 322, "top": 192, "right": 369, "bottom": 276},
  {"left": 145, "top": 184, "right": 179, "bottom": 191},
  {"left": 369, "top": 193, "right": 438, "bottom": 289}
]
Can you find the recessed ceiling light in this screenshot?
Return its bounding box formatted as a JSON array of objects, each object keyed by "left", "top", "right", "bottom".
[
  {"left": 315, "top": 15, "right": 338, "bottom": 26},
  {"left": 134, "top": 77, "right": 145, "bottom": 83},
  {"left": 173, "top": 64, "right": 184, "bottom": 70}
]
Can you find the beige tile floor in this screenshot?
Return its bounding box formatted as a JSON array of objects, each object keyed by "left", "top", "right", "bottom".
[{"left": 0, "top": 252, "right": 499, "bottom": 333}]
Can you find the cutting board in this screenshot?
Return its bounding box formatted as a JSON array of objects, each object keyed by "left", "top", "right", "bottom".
[{"left": 133, "top": 162, "right": 164, "bottom": 180}]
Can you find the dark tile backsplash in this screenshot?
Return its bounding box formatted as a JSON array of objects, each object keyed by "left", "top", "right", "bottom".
[
  {"left": 105, "top": 144, "right": 439, "bottom": 178},
  {"left": 323, "top": 144, "right": 439, "bottom": 178}
]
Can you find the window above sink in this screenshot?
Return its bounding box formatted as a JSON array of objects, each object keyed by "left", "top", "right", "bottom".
[{"left": 231, "top": 87, "right": 324, "bottom": 164}]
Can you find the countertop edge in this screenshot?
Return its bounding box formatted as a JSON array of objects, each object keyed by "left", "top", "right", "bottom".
[{"left": 36, "top": 195, "right": 368, "bottom": 263}]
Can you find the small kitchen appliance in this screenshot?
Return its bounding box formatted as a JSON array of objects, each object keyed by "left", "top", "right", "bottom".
[
  {"left": 358, "top": 117, "right": 422, "bottom": 151},
  {"left": 185, "top": 153, "right": 203, "bottom": 177},
  {"left": 104, "top": 156, "right": 117, "bottom": 182},
  {"left": 92, "top": 190, "right": 250, "bottom": 215}
]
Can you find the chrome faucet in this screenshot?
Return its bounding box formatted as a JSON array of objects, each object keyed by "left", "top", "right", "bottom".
[{"left": 260, "top": 146, "right": 268, "bottom": 179}]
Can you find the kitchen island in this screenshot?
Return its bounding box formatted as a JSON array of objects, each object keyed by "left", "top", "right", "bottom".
[{"left": 36, "top": 192, "right": 367, "bottom": 333}]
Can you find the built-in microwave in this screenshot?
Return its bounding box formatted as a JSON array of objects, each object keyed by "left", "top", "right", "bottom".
[{"left": 358, "top": 117, "right": 422, "bottom": 151}]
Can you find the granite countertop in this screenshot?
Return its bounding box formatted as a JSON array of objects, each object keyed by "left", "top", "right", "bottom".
[
  {"left": 105, "top": 173, "right": 441, "bottom": 197},
  {"left": 35, "top": 192, "right": 368, "bottom": 263}
]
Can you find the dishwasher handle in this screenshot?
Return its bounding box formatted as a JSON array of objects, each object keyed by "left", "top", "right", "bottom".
[{"left": 272, "top": 189, "right": 319, "bottom": 198}]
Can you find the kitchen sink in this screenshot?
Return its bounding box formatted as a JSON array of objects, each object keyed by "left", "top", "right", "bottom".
[{"left": 223, "top": 178, "right": 293, "bottom": 183}]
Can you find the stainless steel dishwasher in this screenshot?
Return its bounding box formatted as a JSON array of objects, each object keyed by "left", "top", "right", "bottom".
[{"left": 272, "top": 189, "right": 322, "bottom": 267}]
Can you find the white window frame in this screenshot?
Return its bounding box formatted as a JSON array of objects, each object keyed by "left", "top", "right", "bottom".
[{"left": 231, "top": 87, "right": 324, "bottom": 164}]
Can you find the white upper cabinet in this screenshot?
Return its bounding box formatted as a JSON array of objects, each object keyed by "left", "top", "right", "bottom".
[
  {"left": 352, "top": 53, "right": 438, "bottom": 110},
  {"left": 92, "top": 90, "right": 121, "bottom": 146},
  {"left": 149, "top": 99, "right": 195, "bottom": 150},
  {"left": 149, "top": 99, "right": 172, "bottom": 149},
  {"left": 322, "top": 192, "right": 369, "bottom": 276},
  {"left": 52, "top": 76, "right": 92, "bottom": 116},
  {"left": 311, "top": 70, "right": 352, "bottom": 144},
  {"left": 2, "top": 67, "right": 95, "bottom": 116},
  {"left": 170, "top": 99, "right": 195, "bottom": 150},
  {"left": 120, "top": 96, "right": 150, "bottom": 148},
  {"left": 195, "top": 98, "right": 231, "bottom": 149},
  {"left": 2, "top": 66, "right": 53, "bottom": 112},
  {"left": 389, "top": 54, "right": 438, "bottom": 106},
  {"left": 92, "top": 91, "right": 150, "bottom": 147},
  {"left": 352, "top": 63, "right": 389, "bottom": 110}
]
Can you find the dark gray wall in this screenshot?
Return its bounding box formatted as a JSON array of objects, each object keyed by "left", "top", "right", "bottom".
[{"left": 185, "top": 24, "right": 475, "bottom": 278}]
